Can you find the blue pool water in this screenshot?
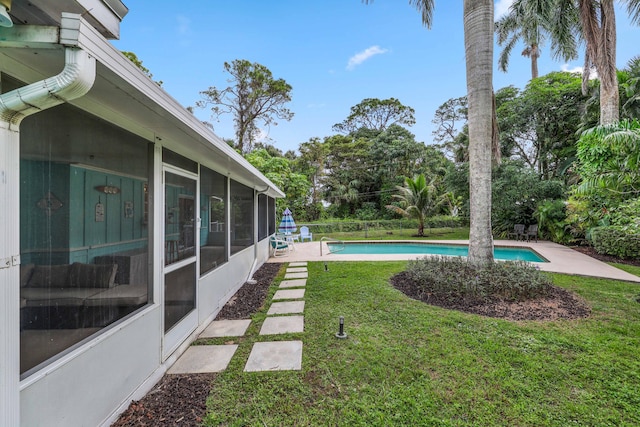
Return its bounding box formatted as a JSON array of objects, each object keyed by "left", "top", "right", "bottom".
[{"left": 327, "top": 242, "right": 548, "bottom": 262}]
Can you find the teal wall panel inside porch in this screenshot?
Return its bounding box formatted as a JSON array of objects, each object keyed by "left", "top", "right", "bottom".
[{"left": 21, "top": 162, "right": 148, "bottom": 264}]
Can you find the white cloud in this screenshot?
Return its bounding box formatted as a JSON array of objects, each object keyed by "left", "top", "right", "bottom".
[
  {"left": 346, "top": 45, "right": 389, "bottom": 71},
  {"left": 560, "top": 63, "right": 599, "bottom": 79},
  {"left": 561, "top": 63, "right": 583, "bottom": 74},
  {"left": 495, "top": 0, "right": 514, "bottom": 20}
]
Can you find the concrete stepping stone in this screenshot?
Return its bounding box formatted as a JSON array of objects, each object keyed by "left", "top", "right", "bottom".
[
  {"left": 273, "top": 289, "right": 305, "bottom": 300},
  {"left": 199, "top": 319, "right": 251, "bottom": 338},
  {"left": 289, "top": 262, "right": 307, "bottom": 267},
  {"left": 284, "top": 272, "right": 308, "bottom": 279},
  {"left": 267, "top": 301, "right": 305, "bottom": 315},
  {"left": 279, "top": 279, "right": 306, "bottom": 288},
  {"left": 244, "top": 341, "right": 303, "bottom": 372},
  {"left": 259, "top": 315, "right": 304, "bottom": 335},
  {"left": 168, "top": 345, "right": 238, "bottom": 374},
  {"left": 286, "top": 267, "right": 307, "bottom": 273}
]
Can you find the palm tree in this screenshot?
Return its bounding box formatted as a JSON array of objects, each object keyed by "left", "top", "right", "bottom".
[
  {"left": 495, "top": 0, "right": 579, "bottom": 80},
  {"left": 386, "top": 174, "right": 443, "bottom": 236},
  {"left": 578, "top": 0, "right": 640, "bottom": 125},
  {"left": 364, "top": 0, "right": 495, "bottom": 264},
  {"left": 463, "top": 0, "right": 495, "bottom": 265}
]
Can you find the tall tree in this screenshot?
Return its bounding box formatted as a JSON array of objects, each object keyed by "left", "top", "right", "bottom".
[
  {"left": 197, "top": 59, "right": 293, "bottom": 153},
  {"left": 580, "top": 0, "right": 619, "bottom": 124},
  {"left": 577, "top": 0, "right": 640, "bottom": 124},
  {"left": 332, "top": 97, "right": 416, "bottom": 134},
  {"left": 464, "top": 0, "right": 495, "bottom": 265},
  {"left": 364, "top": 0, "right": 495, "bottom": 264},
  {"left": 495, "top": 0, "right": 579, "bottom": 80},
  {"left": 387, "top": 174, "right": 443, "bottom": 237},
  {"left": 296, "top": 137, "right": 329, "bottom": 207},
  {"left": 431, "top": 96, "right": 469, "bottom": 162}
]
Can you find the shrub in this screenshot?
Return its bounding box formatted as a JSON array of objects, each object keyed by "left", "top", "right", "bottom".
[
  {"left": 590, "top": 226, "right": 640, "bottom": 259},
  {"left": 405, "top": 256, "right": 552, "bottom": 302},
  {"left": 534, "top": 199, "right": 569, "bottom": 243},
  {"left": 609, "top": 197, "right": 640, "bottom": 232},
  {"left": 301, "top": 217, "right": 463, "bottom": 235}
]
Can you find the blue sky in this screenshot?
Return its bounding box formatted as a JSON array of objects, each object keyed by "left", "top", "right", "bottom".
[{"left": 112, "top": 1, "right": 639, "bottom": 153}]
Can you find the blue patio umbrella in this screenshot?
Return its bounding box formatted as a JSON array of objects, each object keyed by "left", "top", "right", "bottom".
[{"left": 278, "top": 208, "right": 297, "bottom": 234}]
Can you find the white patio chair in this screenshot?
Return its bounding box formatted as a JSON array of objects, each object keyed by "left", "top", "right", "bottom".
[
  {"left": 300, "top": 226, "right": 313, "bottom": 242},
  {"left": 269, "top": 235, "right": 290, "bottom": 257}
]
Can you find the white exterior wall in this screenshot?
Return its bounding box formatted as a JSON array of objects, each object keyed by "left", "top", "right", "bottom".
[
  {"left": 21, "top": 307, "right": 163, "bottom": 427},
  {"left": 198, "top": 247, "right": 255, "bottom": 325},
  {"left": 0, "top": 117, "right": 21, "bottom": 427}
]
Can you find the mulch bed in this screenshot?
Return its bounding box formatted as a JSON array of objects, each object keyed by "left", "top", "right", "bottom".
[
  {"left": 390, "top": 271, "right": 591, "bottom": 321},
  {"left": 111, "top": 262, "right": 283, "bottom": 427},
  {"left": 390, "top": 245, "right": 640, "bottom": 322}
]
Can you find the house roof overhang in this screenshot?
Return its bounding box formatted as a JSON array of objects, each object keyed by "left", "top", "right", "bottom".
[
  {"left": 0, "top": 14, "right": 285, "bottom": 198},
  {"left": 9, "top": 0, "right": 128, "bottom": 40}
]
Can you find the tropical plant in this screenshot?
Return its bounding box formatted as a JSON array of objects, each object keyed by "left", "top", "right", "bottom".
[
  {"left": 386, "top": 174, "right": 444, "bottom": 236},
  {"left": 491, "top": 161, "right": 565, "bottom": 236},
  {"left": 534, "top": 199, "right": 570, "bottom": 242},
  {"left": 575, "top": 119, "right": 640, "bottom": 197},
  {"left": 621, "top": 55, "right": 640, "bottom": 118},
  {"left": 495, "top": 0, "right": 578, "bottom": 80}
]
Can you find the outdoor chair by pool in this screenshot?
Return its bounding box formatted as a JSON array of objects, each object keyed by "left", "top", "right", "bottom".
[
  {"left": 300, "top": 226, "right": 313, "bottom": 242},
  {"left": 508, "top": 224, "right": 526, "bottom": 240},
  {"left": 269, "top": 235, "right": 290, "bottom": 257},
  {"left": 524, "top": 224, "right": 538, "bottom": 242}
]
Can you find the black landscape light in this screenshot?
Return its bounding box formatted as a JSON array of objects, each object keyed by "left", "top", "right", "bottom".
[{"left": 335, "top": 316, "right": 347, "bottom": 339}]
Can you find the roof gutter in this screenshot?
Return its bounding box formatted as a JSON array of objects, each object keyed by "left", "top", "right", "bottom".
[{"left": 0, "top": 14, "right": 96, "bottom": 126}]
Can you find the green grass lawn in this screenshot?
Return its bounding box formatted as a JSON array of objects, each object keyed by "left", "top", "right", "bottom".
[{"left": 202, "top": 262, "right": 640, "bottom": 426}]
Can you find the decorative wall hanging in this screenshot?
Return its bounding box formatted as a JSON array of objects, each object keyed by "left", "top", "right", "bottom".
[
  {"left": 143, "top": 183, "right": 149, "bottom": 225},
  {"left": 124, "top": 201, "right": 134, "bottom": 218},
  {"left": 95, "top": 196, "right": 105, "bottom": 222},
  {"left": 95, "top": 185, "right": 120, "bottom": 194},
  {"left": 36, "top": 192, "right": 63, "bottom": 216}
]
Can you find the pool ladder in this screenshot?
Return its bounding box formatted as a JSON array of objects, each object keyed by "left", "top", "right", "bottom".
[{"left": 320, "top": 236, "right": 345, "bottom": 256}]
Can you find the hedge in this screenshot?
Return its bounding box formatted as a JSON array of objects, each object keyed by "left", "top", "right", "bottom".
[{"left": 590, "top": 226, "right": 640, "bottom": 259}]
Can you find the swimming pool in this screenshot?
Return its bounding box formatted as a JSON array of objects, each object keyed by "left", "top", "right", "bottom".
[{"left": 327, "top": 242, "right": 548, "bottom": 262}]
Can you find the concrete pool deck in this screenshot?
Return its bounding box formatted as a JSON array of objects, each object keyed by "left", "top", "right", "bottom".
[{"left": 267, "top": 239, "right": 640, "bottom": 283}]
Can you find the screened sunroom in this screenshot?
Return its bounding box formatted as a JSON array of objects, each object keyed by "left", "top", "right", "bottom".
[{"left": 0, "top": 4, "right": 282, "bottom": 426}]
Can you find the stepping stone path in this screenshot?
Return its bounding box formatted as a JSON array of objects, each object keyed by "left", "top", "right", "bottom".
[{"left": 169, "top": 262, "right": 308, "bottom": 374}]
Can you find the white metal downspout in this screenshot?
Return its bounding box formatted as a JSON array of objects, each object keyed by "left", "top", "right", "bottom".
[
  {"left": 0, "top": 44, "right": 96, "bottom": 427},
  {"left": 0, "top": 47, "right": 96, "bottom": 124}
]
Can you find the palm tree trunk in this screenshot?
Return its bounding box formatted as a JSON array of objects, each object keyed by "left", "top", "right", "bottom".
[
  {"left": 579, "top": 0, "right": 619, "bottom": 125},
  {"left": 531, "top": 44, "right": 539, "bottom": 79},
  {"left": 599, "top": 0, "right": 618, "bottom": 124},
  {"left": 464, "top": 0, "right": 495, "bottom": 265}
]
